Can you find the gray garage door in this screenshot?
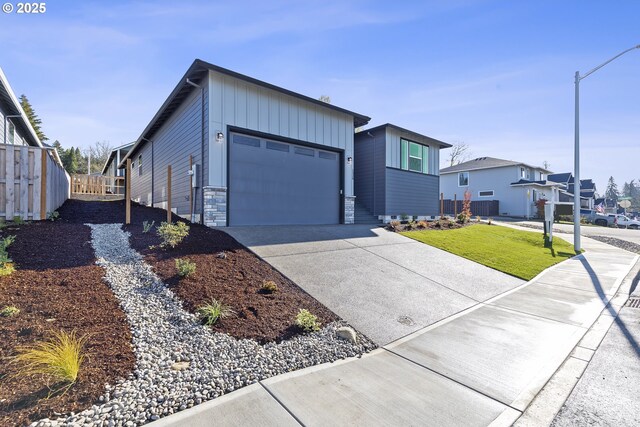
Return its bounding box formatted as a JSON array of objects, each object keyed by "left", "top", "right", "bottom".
[{"left": 229, "top": 132, "right": 341, "bottom": 226}]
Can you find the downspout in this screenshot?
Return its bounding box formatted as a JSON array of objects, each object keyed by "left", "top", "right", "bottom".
[{"left": 186, "top": 77, "right": 205, "bottom": 224}]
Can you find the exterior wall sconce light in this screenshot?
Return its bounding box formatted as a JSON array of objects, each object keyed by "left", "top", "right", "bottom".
[
  {"left": 347, "top": 156, "right": 353, "bottom": 165},
  {"left": 216, "top": 132, "right": 225, "bottom": 143}
]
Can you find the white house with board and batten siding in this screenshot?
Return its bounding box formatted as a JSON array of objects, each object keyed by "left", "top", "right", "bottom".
[{"left": 120, "top": 59, "right": 370, "bottom": 227}]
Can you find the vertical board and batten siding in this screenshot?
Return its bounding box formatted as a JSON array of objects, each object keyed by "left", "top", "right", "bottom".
[
  {"left": 384, "top": 127, "right": 440, "bottom": 174},
  {"left": 0, "top": 145, "right": 69, "bottom": 220},
  {"left": 208, "top": 71, "right": 355, "bottom": 196},
  {"left": 354, "top": 130, "right": 386, "bottom": 215},
  {"left": 130, "top": 85, "right": 209, "bottom": 217}
]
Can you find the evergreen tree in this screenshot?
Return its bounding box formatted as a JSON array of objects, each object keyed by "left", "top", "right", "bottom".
[
  {"left": 605, "top": 176, "right": 619, "bottom": 202},
  {"left": 19, "top": 94, "right": 48, "bottom": 141}
]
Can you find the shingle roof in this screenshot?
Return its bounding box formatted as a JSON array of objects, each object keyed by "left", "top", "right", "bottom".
[
  {"left": 548, "top": 172, "right": 572, "bottom": 184},
  {"left": 440, "top": 157, "right": 551, "bottom": 174}
]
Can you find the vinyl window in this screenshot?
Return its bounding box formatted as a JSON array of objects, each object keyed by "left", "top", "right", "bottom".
[
  {"left": 138, "top": 155, "right": 142, "bottom": 176},
  {"left": 7, "top": 121, "right": 15, "bottom": 144},
  {"left": 458, "top": 172, "right": 469, "bottom": 187},
  {"left": 478, "top": 190, "right": 494, "bottom": 197},
  {"left": 400, "top": 138, "right": 429, "bottom": 174}
]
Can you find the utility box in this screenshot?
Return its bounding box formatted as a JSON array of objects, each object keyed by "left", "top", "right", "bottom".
[{"left": 189, "top": 164, "right": 200, "bottom": 188}]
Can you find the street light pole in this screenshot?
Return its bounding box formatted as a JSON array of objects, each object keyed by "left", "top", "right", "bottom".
[{"left": 573, "top": 44, "right": 640, "bottom": 253}]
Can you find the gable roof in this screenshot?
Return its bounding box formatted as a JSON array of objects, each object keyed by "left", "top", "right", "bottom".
[
  {"left": 102, "top": 142, "right": 134, "bottom": 175},
  {"left": 120, "top": 59, "right": 371, "bottom": 166},
  {"left": 0, "top": 67, "right": 43, "bottom": 148},
  {"left": 440, "top": 157, "right": 552, "bottom": 174},
  {"left": 358, "top": 123, "right": 452, "bottom": 148}
]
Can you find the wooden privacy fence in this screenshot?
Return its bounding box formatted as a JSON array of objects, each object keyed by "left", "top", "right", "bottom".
[
  {"left": 443, "top": 199, "right": 500, "bottom": 217},
  {"left": 0, "top": 144, "right": 70, "bottom": 221},
  {"left": 71, "top": 174, "right": 124, "bottom": 195}
]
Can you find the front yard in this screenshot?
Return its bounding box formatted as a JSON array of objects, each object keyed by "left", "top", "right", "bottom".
[
  {"left": 0, "top": 200, "right": 375, "bottom": 426},
  {"left": 401, "top": 224, "right": 578, "bottom": 280}
]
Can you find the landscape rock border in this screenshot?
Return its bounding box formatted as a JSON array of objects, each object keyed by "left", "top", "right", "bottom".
[{"left": 33, "top": 224, "right": 375, "bottom": 426}]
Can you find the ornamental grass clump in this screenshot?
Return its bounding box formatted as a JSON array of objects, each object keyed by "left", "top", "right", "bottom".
[
  {"left": 142, "top": 220, "right": 155, "bottom": 233},
  {"left": 14, "top": 330, "right": 87, "bottom": 386},
  {"left": 0, "top": 305, "right": 20, "bottom": 317},
  {"left": 295, "top": 309, "right": 321, "bottom": 332},
  {"left": 176, "top": 258, "right": 196, "bottom": 277},
  {"left": 197, "top": 299, "right": 235, "bottom": 326},
  {"left": 157, "top": 221, "right": 190, "bottom": 248}
]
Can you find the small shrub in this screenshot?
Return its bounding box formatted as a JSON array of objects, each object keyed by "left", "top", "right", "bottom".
[
  {"left": 0, "top": 306, "right": 20, "bottom": 317},
  {"left": 47, "top": 211, "right": 60, "bottom": 221},
  {"left": 406, "top": 220, "right": 417, "bottom": 230},
  {"left": 475, "top": 215, "right": 482, "bottom": 223},
  {"left": 295, "top": 309, "right": 321, "bottom": 332},
  {"left": 488, "top": 217, "right": 493, "bottom": 226},
  {"left": 260, "top": 280, "right": 278, "bottom": 294},
  {"left": 156, "top": 221, "right": 190, "bottom": 248},
  {"left": 400, "top": 213, "right": 409, "bottom": 222},
  {"left": 197, "top": 299, "right": 235, "bottom": 326},
  {"left": 14, "top": 330, "right": 87, "bottom": 385},
  {"left": 460, "top": 190, "right": 472, "bottom": 222},
  {"left": 142, "top": 220, "right": 155, "bottom": 233},
  {"left": 0, "top": 235, "right": 15, "bottom": 276},
  {"left": 175, "top": 258, "right": 196, "bottom": 277},
  {"left": 535, "top": 198, "right": 548, "bottom": 218},
  {"left": 12, "top": 216, "right": 25, "bottom": 226},
  {"left": 2, "top": 235, "right": 16, "bottom": 248},
  {"left": 417, "top": 220, "right": 428, "bottom": 229},
  {"left": 388, "top": 220, "right": 402, "bottom": 232}
]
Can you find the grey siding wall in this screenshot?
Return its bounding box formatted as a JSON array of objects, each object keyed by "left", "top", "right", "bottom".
[
  {"left": 385, "top": 168, "right": 440, "bottom": 216},
  {"left": 354, "top": 130, "right": 385, "bottom": 215},
  {"left": 130, "top": 84, "right": 209, "bottom": 218},
  {"left": 0, "top": 106, "right": 30, "bottom": 146},
  {"left": 208, "top": 71, "right": 355, "bottom": 196},
  {"left": 385, "top": 127, "right": 440, "bottom": 174}
]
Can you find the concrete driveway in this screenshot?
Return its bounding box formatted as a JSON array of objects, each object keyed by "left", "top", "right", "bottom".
[{"left": 225, "top": 224, "right": 524, "bottom": 345}]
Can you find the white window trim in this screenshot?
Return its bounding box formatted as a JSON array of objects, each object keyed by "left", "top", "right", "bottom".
[
  {"left": 478, "top": 190, "right": 494, "bottom": 197},
  {"left": 7, "top": 120, "right": 16, "bottom": 145},
  {"left": 458, "top": 171, "right": 469, "bottom": 187}
]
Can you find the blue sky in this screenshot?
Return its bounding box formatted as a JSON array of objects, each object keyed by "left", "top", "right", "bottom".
[{"left": 1, "top": 0, "right": 638, "bottom": 192}]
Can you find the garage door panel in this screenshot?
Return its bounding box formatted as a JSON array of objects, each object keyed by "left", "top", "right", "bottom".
[{"left": 229, "top": 133, "right": 340, "bottom": 226}]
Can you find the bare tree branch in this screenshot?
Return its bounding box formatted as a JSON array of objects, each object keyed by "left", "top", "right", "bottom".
[{"left": 448, "top": 142, "right": 470, "bottom": 167}]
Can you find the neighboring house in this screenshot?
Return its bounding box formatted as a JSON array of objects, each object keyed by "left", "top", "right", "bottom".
[
  {"left": 440, "top": 157, "right": 554, "bottom": 218},
  {"left": 0, "top": 66, "right": 69, "bottom": 220},
  {"left": 353, "top": 124, "right": 451, "bottom": 223},
  {"left": 120, "top": 59, "right": 370, "bottom": 226},
  {"left": 0, "top": 67, "right": 44, "bottom": 148},
  {"left": 548, "top": 173, "right": 597, "bottom": 210},
  {"left": 102, "top": 142, "right": 134, "bottom": 194}
]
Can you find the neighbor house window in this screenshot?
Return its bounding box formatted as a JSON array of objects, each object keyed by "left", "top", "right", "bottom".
[
  {"left": 478, "top": 190, "right": 494, "bottom": 197},
  {"left": 138, "top": 155, "right": 142, "bottom": 176},
  {"left": 458, "top": 172, "right": 469, "bottom": 187},
  {"left": 7, "top": 121, "right": 15, "bottom": 144},
  {"left": 400, "top": 138, "right": 429, "bottom": 174},
  {"left": 520, "top": 167, "right": 527, "bottom": 179},
  {"left": 540, "top": 173, "right": 545, "bottom": 181}
]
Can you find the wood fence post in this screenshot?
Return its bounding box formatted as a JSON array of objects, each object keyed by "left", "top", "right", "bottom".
[
  {"left": 125, "top": 159, "right": 131, "bottom": 224},
  {"left": 454, "top": 193, "right": 457, "bottom": 218},
  {"left": 167, "top": 165, "right": 172, "bottom": 223},
  {"left": 440, "top": 192, "right": 444, "bottom": 217},
  {"left": 40, "top": 151, "right": 47, "bottom": 220}
]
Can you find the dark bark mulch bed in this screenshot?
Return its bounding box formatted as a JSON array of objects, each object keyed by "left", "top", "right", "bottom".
[
  {"left": 60, "top": 199, "right": 338, "bottom": 344},
  {"left": 0, "top": 221, "right": 135, "bottom": 427}
]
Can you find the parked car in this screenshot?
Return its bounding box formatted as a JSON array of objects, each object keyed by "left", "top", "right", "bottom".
[
  {"left": 607, "top": 214, "right": 640, "bottom": 229},
  {"left": 582, "top": 210, "right": 615, "bottom": 227}
]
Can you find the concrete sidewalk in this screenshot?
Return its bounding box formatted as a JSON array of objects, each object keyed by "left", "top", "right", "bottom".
[{"left": 152, "top": 233, "right": 638, "bottom": 427}]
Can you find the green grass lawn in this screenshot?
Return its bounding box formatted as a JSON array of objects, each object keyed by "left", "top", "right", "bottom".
[{"left": 401, "top": 224, "right": 578, "bottom": 280}]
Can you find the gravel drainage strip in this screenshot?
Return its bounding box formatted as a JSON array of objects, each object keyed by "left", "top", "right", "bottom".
[{"left": 32, "top": 223, "right": 375, "bottom": 426}]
